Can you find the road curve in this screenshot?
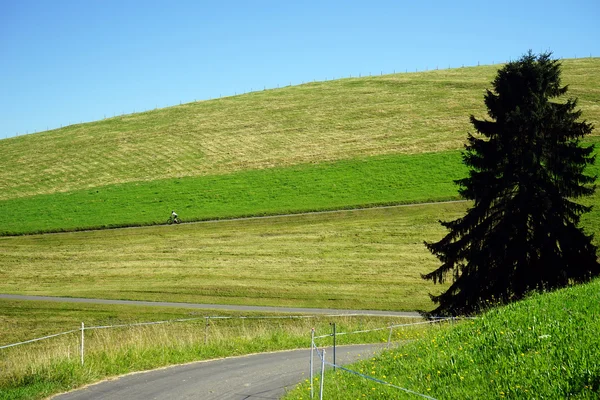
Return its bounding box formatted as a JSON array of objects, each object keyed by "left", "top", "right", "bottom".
[
  {"left": 52, "top": 344, "right": 385, "bottom": 400},
  {"left": 0, "top": 294, "right": 420, "bottom": 317}
]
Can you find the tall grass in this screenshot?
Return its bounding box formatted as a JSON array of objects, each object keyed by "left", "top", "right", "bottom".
[
  {"left": 284, "top": 278, "right": 600, "bottom": 399},
  {"left": 1, "top": 312, "right": 427, "bottom": 400}
]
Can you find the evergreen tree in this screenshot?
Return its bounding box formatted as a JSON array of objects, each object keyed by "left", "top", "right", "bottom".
[{"left": 423, "top": 51, "right": 600, "bottom": 316}]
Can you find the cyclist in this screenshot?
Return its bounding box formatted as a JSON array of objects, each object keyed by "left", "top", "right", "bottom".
[{"left": 171, "top": 210, "right": 179, "bottom": 223}]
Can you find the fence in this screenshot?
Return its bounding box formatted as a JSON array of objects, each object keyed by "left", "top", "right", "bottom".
[
  {"left": 2, "top": 313, "right": 460, "bottom": 398},
  {"left": 308, "top": 317, "right": 457, "bottom": 399},
  {"left": 0, "top": 313, "right": 421, "bottom": 366}
]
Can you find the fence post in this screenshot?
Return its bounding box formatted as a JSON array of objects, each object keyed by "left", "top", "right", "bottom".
[
  {"left": 331, "top": 322, "right": 336, "bottom": 371},
  {"left": 80, "top": 322, "right": 84, "bottom": 366},
  {"left": 204, "top": 317, "right": 210, "bottom": 345},
  {"left": 319, "top": 349, "right": 326, "bottom": 400},
  {"left": 310, "top": 328, "right": 315, "bottom": 399},
  {"left": 387, "top": 325, "right": 394, "bottom": 349}
]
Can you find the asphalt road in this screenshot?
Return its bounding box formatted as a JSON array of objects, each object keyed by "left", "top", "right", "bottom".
[
  {"left": 0, "top": 294, "right": 420, "bottom": 317},
  {"left": 52, "top": 344, "right": 384, "bottom": 400}
]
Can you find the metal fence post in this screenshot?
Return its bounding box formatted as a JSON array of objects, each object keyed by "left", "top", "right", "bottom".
[
  {"left": 80, "top": 322, "right": 84, "bottom": 366},
  {"left": 310, "top": 328, "right": 315, "bottom": 399},
  {"left": 319, "top": 349, "right": 325, "bottom": 400},
  {"left": 204, "top": 317, "right": 210, "bottom": 345},
  {"left": 331, "top": 322, "right": 336, "bottom": 371}
]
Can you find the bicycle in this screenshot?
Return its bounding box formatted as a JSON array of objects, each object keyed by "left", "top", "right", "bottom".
[{"left": 166, "top": 216, "right": 181, "bottom": 225}]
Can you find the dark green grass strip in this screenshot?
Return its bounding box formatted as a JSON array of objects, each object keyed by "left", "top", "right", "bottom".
[{"left": 0, "top": 151, "right": 467, "bottom": 236}]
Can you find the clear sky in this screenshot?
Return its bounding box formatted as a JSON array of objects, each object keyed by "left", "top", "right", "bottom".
[{"left": 1, "top": 0, "right": 599, "bottom": 139}]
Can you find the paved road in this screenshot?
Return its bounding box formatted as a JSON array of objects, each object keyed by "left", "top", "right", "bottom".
[
  {"left": 52, "top": 344, "right": 385, "bottom": 400},
  {"left": 0, "top": 294, "right": 420, "bottom": 317}
]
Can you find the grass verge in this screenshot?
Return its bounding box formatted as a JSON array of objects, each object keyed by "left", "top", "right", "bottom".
[
  {"left": 284, "top": 278, "right": 600, "bottom": 399},
  {"left": 0, "top": 299, "right": 429, "bottom": 400}
]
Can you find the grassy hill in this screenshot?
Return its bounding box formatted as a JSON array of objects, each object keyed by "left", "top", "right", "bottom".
[
  {"left": 2, "top": 58, "right": 599, "bottom": 400},
  {"left": 1, "top": 58, "right": 599, "bottom": 236},
  {"left": 1, "top": 58, "right": 599, "bottom": 202},
  {"left": 0, "top": 203, "right": 466, "bottom": 311},
  {"left": 285, "top": 277, "right": 600, "bottom": 399},
  {"left": 1, "top": 58, "right": 600, "bottom": 309}
]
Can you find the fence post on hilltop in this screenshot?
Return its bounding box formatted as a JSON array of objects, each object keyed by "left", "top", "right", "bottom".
[
  {"left": 387, "top": 325, "right": 394, "bottom": 349},
  {"left": 319, "top": 349, "right": 326, "bottom": 400},
  {"left": 310, "top": 328, "right": 315, "bottom": 399},
  {"left": 80, "top": 322, "right": 84, "bottom": 366}
]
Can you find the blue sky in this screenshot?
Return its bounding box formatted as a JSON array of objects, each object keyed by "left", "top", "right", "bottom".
[{"left": 1, "top": 0, "right": 599, "bottom": 139}]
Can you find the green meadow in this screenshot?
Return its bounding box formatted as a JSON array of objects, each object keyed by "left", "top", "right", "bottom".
[
  {"left": 1, "top": 58, "right": 600, "bottom": 399},
  {"left": 0, "top": 203, "right": 469, "bottom": 312},
  {"left": 0, "top": 151, "right": 467, "bottom": 235},
  {"left": 285, "top": 278, "right": 600, "bottom": 399},
  {"left": 1, "top": 58, "right": 598, "bottom": 202}
]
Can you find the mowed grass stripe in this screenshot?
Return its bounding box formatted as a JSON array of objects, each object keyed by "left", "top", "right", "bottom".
[
  {"left": 1, "top": 59, "right": 598, "bottom": 201},
  {"left": 5, "top": 134, "right": 600, "bottom": 237},
  {"left": 0, "top": 151, "right": 467, "bottom": 236},
  {"left": 0, "top": 203, "right": 469, "bottom": 312}
]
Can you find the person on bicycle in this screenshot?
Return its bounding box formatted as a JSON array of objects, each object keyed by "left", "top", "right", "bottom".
[{"left": 171, "top": 210, "right": 179, "bottom": 223}]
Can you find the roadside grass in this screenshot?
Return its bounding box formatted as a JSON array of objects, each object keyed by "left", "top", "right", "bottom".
[
  {"left": 0, "top": 203, "right": 469, "bottom": 312},
  {"left": 1, "top": 59, "right": 598, "bottom": 201},
  {"left": 0, "top": 299, "right": 429, "bottom": 400},
  {"left": 0, "top": 151, "right": 466, "bottom": 236},
  {"left": 284, "top": 278, "right": 600, "bottom": 400}
]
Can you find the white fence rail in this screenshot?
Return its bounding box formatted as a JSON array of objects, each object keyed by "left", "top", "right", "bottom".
[{"left": 2, "top": 312, "right": 459, "bottom": 398}]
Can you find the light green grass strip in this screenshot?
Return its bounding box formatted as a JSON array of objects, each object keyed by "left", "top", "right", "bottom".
[{"left": 0, "top": 151, "right": 467, "bottom": 235}]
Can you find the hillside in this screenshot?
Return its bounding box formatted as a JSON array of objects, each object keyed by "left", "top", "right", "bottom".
[
  {"left": 285, "top": 278, "right": 600, "bottom": 399},
  {"left": 1, "top": 58, "right": 599, "bottom": 201}
]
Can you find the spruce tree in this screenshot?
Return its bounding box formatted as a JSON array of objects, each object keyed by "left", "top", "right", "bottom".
[{"left": 423, "top": 51, "right": 600, "bottom": 316}]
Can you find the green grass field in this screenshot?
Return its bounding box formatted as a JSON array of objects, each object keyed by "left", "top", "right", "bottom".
[
  {"left": 2, "top": 136, "right": 600, "bottom": 236},
  {"left": 0, "top": 203, "right": 469, "bottom": 312},
  {"left": 2, "top": 58, "right": 600, "bottom": 399},
  {"left": 0, "top": 151, "right": 467, "bottom": 235},
  {"left": 285, "top": 278, "right": 600, "bottom": 399},
  {"left": 1, "top": 58, "right": 598, "bottom": 202}
]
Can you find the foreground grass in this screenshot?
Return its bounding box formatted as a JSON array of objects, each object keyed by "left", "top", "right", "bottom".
[
  {"left": 285, "top": 279, "right": 600, "bottom": 399},
  {"left": 1, "top": 59, "right": 598, "bottom": 201},
  {"left": 0, "top": 299, "right": 428, "bottom": 400},
  {"left": 0, "top": 151, "right": 466, "bottom": 236},
  {"left": 0, "top": 203, "right": 466, "bottom": 312}
]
